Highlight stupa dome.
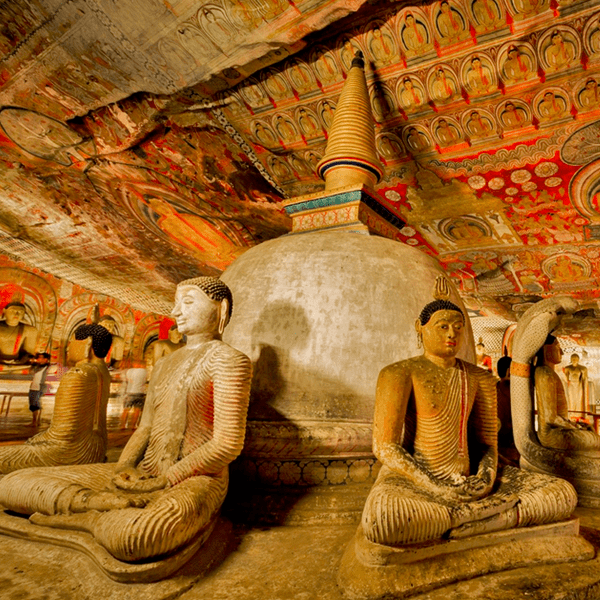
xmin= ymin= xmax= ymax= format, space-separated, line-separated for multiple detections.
xmin=222 ymin=230 xmax=475 ymax=486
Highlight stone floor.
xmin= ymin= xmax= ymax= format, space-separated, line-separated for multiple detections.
xmin=3 ymin=410 xmax=600 ymax=600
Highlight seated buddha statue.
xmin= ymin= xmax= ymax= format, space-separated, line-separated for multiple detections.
xmin=361 ymin=294 xmax=577 ymax=546
xmin=0 ymin=277 xmax=252 ymax=563
xmin=535 ymin=334 xmax=600 ymax=451
xmin=0 ymin=324 xmax=112 ymax=473
xmin=0 ymin=302 xmax=38 ymax=365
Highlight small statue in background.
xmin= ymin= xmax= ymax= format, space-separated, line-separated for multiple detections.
xmin=537 ymin=336 xmax=600 ymax=451
xmin=0 ymin=302 xmax=38 ymax=365
xmin=563 ymin=353 xmax=588 ymax=416
xmin=476 ymin=336 xmax=493 ymax=372
xmin=0 ymin=324 xmax=112 ymax=473
xmin=0 ymin=277 xmax=251 ymax=563
xmin=153 ymin=324 xmax=185 ymax=364
xmin=98 ymin=314 xmax=125 ymax=368
xmin=360 ymin=279 xmax=577 ymax=547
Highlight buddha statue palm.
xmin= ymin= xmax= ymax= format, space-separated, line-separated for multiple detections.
xmin=0 ymin=277 xmax=252 ymax=563
xmin=361 ymin=294 xmax=577 ymax=546
xmin=0 ymin=323 xmax=112 ymax=473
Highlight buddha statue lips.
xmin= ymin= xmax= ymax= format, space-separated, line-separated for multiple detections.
xmin=361 ymin=298 xmax=577 ymax=546
xmin=0 ymin=277 xmax=252 ymax=563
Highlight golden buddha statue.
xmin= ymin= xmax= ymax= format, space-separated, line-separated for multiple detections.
xmin=0 ymin=324 xmax=112 ymax=473
xmin=535 ymin=336 xmax=600 ymax=451
xmin=361 ymin=285 xmax=577 ymax=547
xmin=153 ymin=324 xmax=185 ymax=364
xmin=0 ymin=277 xmax=251 ymax=564
xmin=0 ymin=302 xmax=38 ymax=365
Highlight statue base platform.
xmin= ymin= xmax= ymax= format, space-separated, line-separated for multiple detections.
xmin=521 ymin=455 xmax=600 ymax=509
xmin=338 ymin=518 xmax=595 ymax=600
xmin=0 ymin=509 xmax=231 ymax=583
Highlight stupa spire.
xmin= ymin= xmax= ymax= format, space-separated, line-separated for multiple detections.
xmin=317 ymin=51 xmax=384 ymax=191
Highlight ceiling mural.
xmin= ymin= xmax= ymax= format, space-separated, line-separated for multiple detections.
xmin=2 ymin=0 xmax=600 ymax=322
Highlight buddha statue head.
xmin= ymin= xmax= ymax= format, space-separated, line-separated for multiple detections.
xmin=172 ymin=277 xmax=233 ymax=339
xmin=570 ymin=353 xmax=580 ymax=366
xmin=3 ymin=302 xmax=26 ymax=327
xmin=68 ymin=323 xmax=113 ymax=364
xmin=415 ymin=298 xmax=465 ymax=358
xmin=535 ymin=333 xmax=562 ymax=367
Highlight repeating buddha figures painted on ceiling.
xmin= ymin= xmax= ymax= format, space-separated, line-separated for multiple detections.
xmin=534 ymin=88 xmax=571 ymax=124
xmin=469 ymin=0 xmax=506 ymax=34
xmin=427 ymin=65 xmax=461 ymax=105
xmin=538 ymin=27 xmax=581 ymax=74
xmin=0 ymin=277 xmax=252 ymax=567
xmin=396 ymin=75 xmax=427 ymax=114
xmin=462 ymin=54 xmax=498 ymax=97
xmin=397 ymin=9 xmax=435 ymax=60
xmin=309 ymin=46 xmax=342 ymax=87
xmin=497 ymin=42 xmax=537 ymax=85
xmin=433 ymin=0 xmax=471 ymax=46
xmin=0 ymin=324 xmax=112 ymax=473
xmin=364 ymin=21 xmax=400 ymax=69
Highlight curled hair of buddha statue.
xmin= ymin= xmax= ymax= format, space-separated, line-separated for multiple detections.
xmin=177 ymin=276 xmax=233 ymax=323
xmin=418 ymin=299 xmax=464 ymax=326
xmin=75 ymin=324 xmax=113 ymax=359
xmin=4 ymin=302 xmax=25 ymax=310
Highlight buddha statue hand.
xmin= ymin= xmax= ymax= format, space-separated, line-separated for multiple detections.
xmin=112 ymin=468 xmax=169 ymax=493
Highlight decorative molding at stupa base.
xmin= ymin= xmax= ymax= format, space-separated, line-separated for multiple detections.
xmin=283 ymin=184 xmax=405 ymax=240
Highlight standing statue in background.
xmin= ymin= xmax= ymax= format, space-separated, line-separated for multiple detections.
xmin=563 ymin=353 xmax=588 ymax=416
xmin=0 ymin=277 xmax=251 ymax=564
xmin=0 ymin=324 xmax=112 ymax=473
xmin=153 ymin=324 xmax=185 ymax=364
xmin=360 ymin=280 xmax=577 ymax=547
xmin=536 ymin=336 xmax=600 ymax=451
xmin=0 ymin=302 xmax=38 ymax=365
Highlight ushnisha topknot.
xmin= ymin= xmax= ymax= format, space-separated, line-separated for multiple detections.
xmin=74 ymin=323 xmax=113 ymax=359
xmin=177 ymin=277 xmax=233 ymax=321
xmin=418 ymin=274 xmax=464 ymax=326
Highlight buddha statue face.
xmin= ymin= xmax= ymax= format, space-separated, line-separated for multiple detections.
xmin=172 ymin=285 xmax=221 ymax=336
xmin=3 ymin=304 xmax=25 ymax=327
xmin=570 ymin=353 xmax=579 ymax=366
xmin=544 ymin=338 xmax=563 ymax=365
xmin=421 ymin=309 xmax=464 ymax=358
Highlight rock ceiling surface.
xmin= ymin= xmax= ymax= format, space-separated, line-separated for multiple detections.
xmin=2 ymin=0 xmax=600 ymax=335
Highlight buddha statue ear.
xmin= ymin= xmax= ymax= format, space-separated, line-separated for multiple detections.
xmin=415 ymin=318 xmax=423 ymax=349
xmin=217 ymin=298 xmax=230 ymax=336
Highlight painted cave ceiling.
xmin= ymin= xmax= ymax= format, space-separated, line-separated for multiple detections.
xmin=3 ymin=0 xmax=600 ymax=334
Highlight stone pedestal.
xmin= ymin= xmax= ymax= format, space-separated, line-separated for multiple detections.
xmin=338 ymin=518 xmax=595 ymax=600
